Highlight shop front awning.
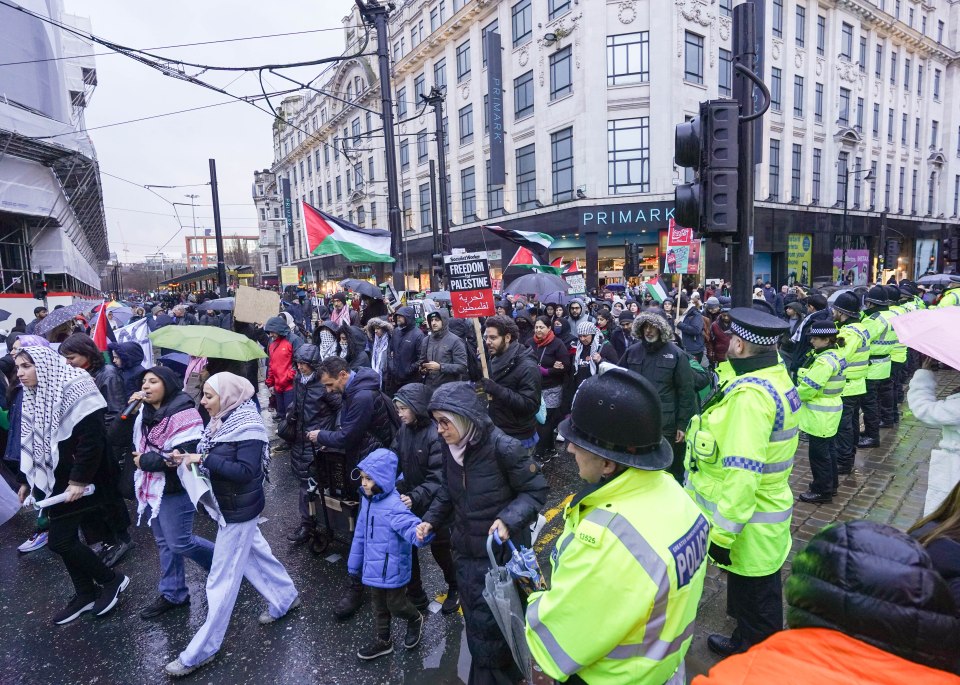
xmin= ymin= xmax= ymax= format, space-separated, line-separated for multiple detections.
xmin=160 ymin=265 xmax=254 ymax=287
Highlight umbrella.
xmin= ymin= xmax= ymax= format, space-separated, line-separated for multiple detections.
xmin=498 ymin=533 xmax=546 ymax=597
xmin=504 ymin=272 xmax=569 ymax=297
xmin=158 ymin=351 xmax=191 ymax=375
xmin=199 ymin=297 xmax=236 ymax=311
xmin=539 ymin=291 xmax=571 ymax=306
xmin=339 ymin=279 xmax=383 ymax=299
xmin=604 ymin=283 xmax=627 ymax=292
xmin=483 ymin=534 xmax=532 ymax=679
xmin=148 ymin=326 xmax=266 ymax=361
xmin=0 ymin=308 xmax=11 ymax=323
xmin=426 ymin=291 xmax=452 ymax=302
xmin=891 ymin=307 xmax=960 ymax=371
xmin=34 ymin=300 xmax=99 ymax=336
xmin=827 ymin=287 xmax=856 ymax=305
xmin=918 ymin=273 xmax=960 ymax=288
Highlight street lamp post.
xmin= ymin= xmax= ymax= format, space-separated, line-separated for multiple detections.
xmin=840 ymin=164 xmax=875 ymax=282
xmin=185 ymin=193 xmax=200 ymax=272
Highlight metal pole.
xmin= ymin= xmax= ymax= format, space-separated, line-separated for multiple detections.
xmin=732 ymin=2 xmax=757 ymax=308
xmin=208 ymin=159 xmax=228 ymax=295
xmin=357 ymin=0 xmax=404 ymax=292
xmin=841 ymin=166 xmax=849 ymax=283
xmin=428 ymin=159 xmax=441 ymax=291
xmin=424 ymin=87 xmax=451 ymax=254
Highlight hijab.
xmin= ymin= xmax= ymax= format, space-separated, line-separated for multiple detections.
xmin=434 ymin=409 xmax=476 ymax=466
xmin=18 ymin=345 xmax=107 ymax=496
xmin=200 ymin=372 xmax=270 ymax=479
xmin=205 ymin=372 xmax=255 ymax=435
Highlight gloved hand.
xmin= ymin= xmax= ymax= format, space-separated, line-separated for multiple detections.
xmin=539 ymin=366 xmax=550 ymax=377
xmin=708 ymin=542 xmax=732 ymax=567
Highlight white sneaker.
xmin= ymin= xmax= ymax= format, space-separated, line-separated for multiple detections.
xmin=18 ymin=531 xmax=48 ymax=553
xmin=164 ymin=655 xmax=215 ymax=677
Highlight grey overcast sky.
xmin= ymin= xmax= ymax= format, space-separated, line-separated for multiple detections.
xmin=64 ymin=0 xmax=356 ymax=260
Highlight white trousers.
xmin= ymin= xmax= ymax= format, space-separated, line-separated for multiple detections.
xmin=179 ymin=517 xmax=298 ymax=667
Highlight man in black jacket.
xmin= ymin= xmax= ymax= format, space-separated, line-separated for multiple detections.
xmin=479 ymin=315 xmax=542 ymax=449
xmin=386 ymin=305 xmax=423 ymax=395
xmin=390 ymin=383 xmax=458 ymax=614
xmin=608 ymin=311 xmax=636 ymax=359
xmin=619 ymin=311 xmax=696 ymax=483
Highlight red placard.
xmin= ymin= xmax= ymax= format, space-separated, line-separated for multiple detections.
xmin=444 ymin=252 xmax=496 ymax=318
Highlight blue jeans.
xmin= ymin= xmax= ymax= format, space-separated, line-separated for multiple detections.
xmin=149 ymin=491 xmax=215 ymax=604
xmin=275 ymin=388 xmax=294 ymax=417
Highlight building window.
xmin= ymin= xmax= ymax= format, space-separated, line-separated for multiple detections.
xmin=812 ymin=148 xmax=822 ymax=203
xmin=917 ymin=63 xmax=923 ymax=97
xmin=417 ymin=129 xmax=429 ymax=163
xmin=791 ymin=144 xmax=802 ymax=202
xmin=838 ymin=87 xmax=850 ymax=126
xmin=400 ymin=139 xmax=410 ymax=170
xmin=890 ymin=51 xmax=897 ymax=85
xmin=837 ymin=151 xmax=849 ymax=205
xmin=486 ymin=160 xmax=504 ymax=216
xmin=483 ymin=94 xmax=489 ymax=134
xmin=397 ymin=87 xmax=407 ymax=118
xmin=370 ymin=201 xmax=377 ymax=226
xmin=607 ymin=32 xmax=650 ymax=85
xmin=354 ymin=162 xmax=363 ymax=189
xmin=768 ymin=139 xmax=780 ymax=200
xmin=324 ymin=145 xmax=330 ymax=166
xmin=938 ymin=20 xmax=944 ymax=44
xmin=793 ymin=76 xmax=804 ymax=117
xmin=368 ymin=157 xmax=375 ymax=182
xmin=915 ymin=117 xmax=921 ymax=150
xmin=904 ymin=58 xmax=911 ymax=91
xmin=607 ymin=117 xmax=650 ymax=195
xmin=548 ymin=0 xmax=570 ymax=20
xmin=887 ymin=108 xmax=894 ymax=143
xmin=934 ymin=69 xmax=941 ymax=99
xmin=872 ymin=103 xmax=880 ymax=137
xmin=720 ymin=0 xmax=732 ymax=18
xmin=816 ymin=15 xmax=826 ymax=56
xmin=795 ymin=5 xmax=806 ymax=47
xmin=911 ymin=169 xmax=918 ymax=213
xmin=458 ymin=104 xmax=473 ymax=144
xmin=481 ymin=20 xmax=498 ymax=67
xmin=335 ymin=176 xmax=342 ymax=200
xmin=433 ymin=58 xmax=446 ymax=89
xmin=550 ymin=46 xmax=573 ymax=99
xmin=430 ymin=5 xmax=441 ymax=32
xmin=771 ymin=68 xmax=782 ymax=112
xmin=859 ymin=36 xmax=868 ymax=72
xmin=357 ymin=205 xmax=366 ymax=227
xmin=898 ymin=167 xmax=905 ymax=212
xmin=414 ymin=73 xmax=426 ymax=100
xmin=259 ymin=208 xmax=266 ymax=221
xmin=461 ymin=166 xmax=477 ymax=220
xmin=875 ymin=44 xmax=883 ymax=79
xmin=772 ymin=0 xmax=783 ymax=38
xmin=853 ymin=156 xmax=863 ymax=207
xmin=351 ymin=118 xmax=361 ymax=147
xmin=393 ymin=38 xmax=405 ymax=62
xmin=324 ymin=183 xmax=331 ymax=204
xmin=419 ymin=183 xmax=432 ymax=231
xmin=514 ymin=70 xmax=534 ymax=119
xmin=870 ymin=161 xmax=878 ymax=207
xmin=901 ymin=113 xmax=908 ymax=146
xmin=402 ymin=191 xmax=412 ymax=228
xmin=814 ymin=83 xmax=823 ymax=123
xmin=551 ymin=127 xmax=574 ymax=202
xmin=840 ymin=23 xmax=853 ymax=59
xmin=895 ymin=0 xmax=901 ymax=19
xmin=928 ymin=172 xmax=936 ymax=215
xmin=716 ymin=48 xmax=732 ymax=97
xmin=456 ymin=41 xmax=471 ymax=81
xmin=512 ymin=0 xmax=532 ymax=47
xmin=516 ymin=144 xmax=537 ymax=210
xmin=931 ymin=120 xmax=939 ymax=149
xmin=884 ymin=164 xmax=892 ymax=211
xmin=684 ymin=32 xmax=704 ymax=84
xmin=856 ymin=97 xmax=864 ymax=131
xmin=411 ymin=19 xmax=424 ymax=47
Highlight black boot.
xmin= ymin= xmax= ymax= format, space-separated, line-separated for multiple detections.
xmin=334 ymin=576 xmax=366 ymax=621
xmin=286 ymin=524 xmax=313 ymax=545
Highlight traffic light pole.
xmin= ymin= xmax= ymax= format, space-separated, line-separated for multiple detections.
xmin=208 ymin=159 xmax=229 ymax=296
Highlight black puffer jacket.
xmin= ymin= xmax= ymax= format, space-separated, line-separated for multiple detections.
xmin=786 ymin=520 xmax=960 ymax=674
xmin=387 ymin=306 xmax=424 ymax=392
xmin=619 ymin=312 xmax=695 ymax=435
xmin=287 ymin=372 xmax=341 ymax=480
xmin=419 ymin=310 xmax=468 ymax=394
xmin=485 ymin=342 xmax=542 ymax=441
xmin=390 ymin=383 xmax=444 ymax=517
xmin=204 ymin=437 xmax=265 ymax=524
xmin=341 ymin=325 xmax=371 ymax=370
xmin=424 ymin=382 xmax=548 ymax=559
xmin=531 ymin=333 xmax=570 ymax=390
xmin=93 ymin=364 xmax=126 ymax=427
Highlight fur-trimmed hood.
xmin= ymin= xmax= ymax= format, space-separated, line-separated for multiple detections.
xmin=365 ymin=317 xmax=394 ymax=338
xmin=632 ymin=311 xmax=673 ymax=343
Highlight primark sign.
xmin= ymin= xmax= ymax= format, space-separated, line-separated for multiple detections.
xmin=579 ymin=203 xmax=675 ymax=231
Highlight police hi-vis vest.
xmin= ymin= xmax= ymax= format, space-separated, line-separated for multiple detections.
xmin=837 ymin=319 xmax=870 ymax=396
xmin=902 ymin=295 xmax=926 ymax=312
xmin=796 ymin=348 xmax=845 ymax=438
xmin=936 ymin=288 xmax=960 ymax=308
xmin=684 ymin=362 xmax=799 ymax=577
xmin=526 ymin=469 xmax=708 ymax=685
xmin=862 ymin=310 xmax=893 ymax=380
xmin=883 ymin=305 xmax=908 ymax=363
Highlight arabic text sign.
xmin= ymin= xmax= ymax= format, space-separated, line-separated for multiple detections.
xmin=563 ymin=271 xmax=586 ymax=296
xmin=444 ymin=252 xmax=496 ymax=318
xmin=664 ymin=218 xmax=699 ymax=274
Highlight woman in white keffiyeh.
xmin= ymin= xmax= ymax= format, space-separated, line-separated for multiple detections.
xmin=15 ymin=345 xmax=130 ymax=624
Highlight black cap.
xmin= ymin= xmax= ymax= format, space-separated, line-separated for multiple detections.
xmin=618 ymin=311 xmax=635 ymax=323
xmin=805 ymin=321 xmax=839 ymax=337
xmin=832 ymin=291 xmax=862 ymax=317
xmin=751 ymin=298 xmax=777 ymax=316
xmin=728 ymin=307 xmax=789 ymax=346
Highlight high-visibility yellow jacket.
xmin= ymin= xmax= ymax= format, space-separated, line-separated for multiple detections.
xmin=903 ymin=295 xmax=926 ymax=312
xmin=526 ymin=469 xmax=709 ymax=684
xmin=684 ymin=362 xmax=799 ymax=577
xmin=836 ymin=319 xmax=870 ymax=396
xmin=937 ymin=288 xmax=960 ymax=308
xmin=862 ymin=310 xmax=892 ymax=380
xmin=796 ymin=348 xmax=845 ymax=437
xmin=883 ymin=305 xmax=908 ymax=363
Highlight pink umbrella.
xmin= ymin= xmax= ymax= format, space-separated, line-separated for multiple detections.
xmin=891 ymin=307 xmax=960 ymax=371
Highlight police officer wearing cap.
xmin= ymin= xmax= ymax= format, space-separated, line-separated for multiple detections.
xmin=525 ymin=368 xmax=709 ymax=685
xmin=858 ymin=285 xmax=894 ymax=447
xmin=882 ymin=284 xmax=909 ymax=416
xmin=685 ymin=308 xmax=800 ymax=657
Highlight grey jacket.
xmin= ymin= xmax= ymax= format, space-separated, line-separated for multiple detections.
xmin=418 ymin=310 xmax=468 ymax=394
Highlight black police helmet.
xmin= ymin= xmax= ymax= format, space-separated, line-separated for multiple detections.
xmin=898 ymin=280 xmax=919 ymax=297
xmin=864 ymin=285 xmax=888 ymax=305
xmin=558 ymin=367 xmax=672 ymax=470
xmin=832 ymin=291 xmax=862 ymax=317
xmin=884 ymin=284 xmax=902 ymax=304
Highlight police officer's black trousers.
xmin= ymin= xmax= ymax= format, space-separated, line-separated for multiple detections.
xmin=727 ymin=570 xmax=783 ymax=649
xmin=879 ymin=373 xmax=898 ymax=425
xmin=834 ymin=395 xmax=859 ymax=474
xmin=857 ymin=380 xmax=881 ymax=442
xmin=892 ymin=360 xmax=906 ymax=407
xmin=808 ymin=435 xmax=836 ymax=495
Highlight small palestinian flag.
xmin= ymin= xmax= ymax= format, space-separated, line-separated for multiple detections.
xmin=483 ymin=225 xmax=554 ymax=252
xmin=645 ymin=276 xmax=668 ymax=303
xmin=508 ymin=247 xmax=541 ymax=269
xmin=550 ymin=257 xmax=564 ymax=268
xmin=563 ymin=259 xmax=579 ymax=274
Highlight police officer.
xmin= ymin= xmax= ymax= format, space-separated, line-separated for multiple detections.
xmin=898 ymin=280 xmax=926 ymax=313
xmin=526 ymin=367 xmax=708 ymax=685
xmin=796 ymin=322 xmax=846 ymax=503
xmin=831 ymin=292 xmax=871 ymax=476
xmin=685 ymin=308 xmax=799 ymax=657
xmin=883 ymin=284 xmax=909 ymax=414
xmin=935 ymin=277 xmax=960 ymax=308
xmin=858 ymin=285 xmax=893 ymax=448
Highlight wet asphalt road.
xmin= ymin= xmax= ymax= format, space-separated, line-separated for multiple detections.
xmin=0 ymin=413 xmax=579 ymax=685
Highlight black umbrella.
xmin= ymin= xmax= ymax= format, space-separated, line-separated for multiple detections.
xmin=34 ymin=300 xmax=99 ymax=336
xmin=338 ymin=279 xmax=383 ymax=299
xmin=200 ymin=297 xmax=235 ymax=311
xmin=539 ymin=291 xmax=571 ymax=306
xmin=426 ymin=291 xmax=452 ymax=302
xmin=0 ymin=309 xmax=11 ymax=323
xmin=503 ymin=272 xmax=569 ymax=297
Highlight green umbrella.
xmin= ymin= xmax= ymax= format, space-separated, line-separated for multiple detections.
xmin=148 ymin=325 xmax=266 ymax=361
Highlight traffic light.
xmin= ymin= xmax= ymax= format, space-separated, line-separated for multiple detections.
xmin=674 ymin=99 xmax=740 ymax=238
xmin=623 ymin=243 xmax=639 ymax=278
xmin=431 ymin=253 xmax=445 ymax=285
xmin=883 ymin=239 xmax=901 ymax=267
xmin=945 ymin=236 xmax=960 ymax=261
xmin=32 ymin=277 xmax=47 ymax=300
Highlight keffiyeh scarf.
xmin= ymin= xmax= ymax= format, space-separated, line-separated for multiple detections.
xmin=573 ymin=335 xmax=603 ymax=377
xmin=197 ymin=399 xmax=271 ymax=481
xmin=371 ymin=333 xmax=389 ymax=378
xmin=19 ymin=346 xmax=107 ymax=497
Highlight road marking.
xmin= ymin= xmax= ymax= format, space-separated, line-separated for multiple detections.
xmin=534 ymin=494 xmax=573 ymax=554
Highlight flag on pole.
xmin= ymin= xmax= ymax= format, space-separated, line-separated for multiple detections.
xmin=645 ymin=276 xmax=668 ymax=303
xmin=508 ymin=247 xmax=541 ymax=269
xmin=483 ymin=225 xmax=554 ymax=252
xmin=303 ymin=202 xmax=394 ymax=263
xmin=564 ymin=259 xmax=579 ymax=274
xmin=550 ymin=257 xmax=564 ymax=268
xmin=91 ymin=306 xmax=109 ymax=353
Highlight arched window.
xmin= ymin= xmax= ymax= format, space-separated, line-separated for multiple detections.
xmin=346 ymin=83 xmax=353 ymax=101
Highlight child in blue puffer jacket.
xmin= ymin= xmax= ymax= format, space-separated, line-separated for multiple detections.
xmin=348 ymin=448 xmax=432 ymax=660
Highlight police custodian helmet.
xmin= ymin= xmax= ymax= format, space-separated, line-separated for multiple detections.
xmin=558 ymin=367 xmax=673 ymax=470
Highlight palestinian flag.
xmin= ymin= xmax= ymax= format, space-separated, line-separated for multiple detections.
xmin=303 ymin=202 xmax=394 ymax=263
xmin=550 ymin=257 xmax=564 ymax=268
xmin=564 ymin=259 xmax=579 ymax=274
xmin=508 ymin=247 xmax=541 ymax=269
xmin=645 ymin=276 xmax=668 ymax=303
xmin=483 ymin=225 xmax=554 ymax=252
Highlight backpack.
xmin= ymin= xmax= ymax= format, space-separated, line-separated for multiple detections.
xmin=378 ymin=390 xmax=401 ymax=433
